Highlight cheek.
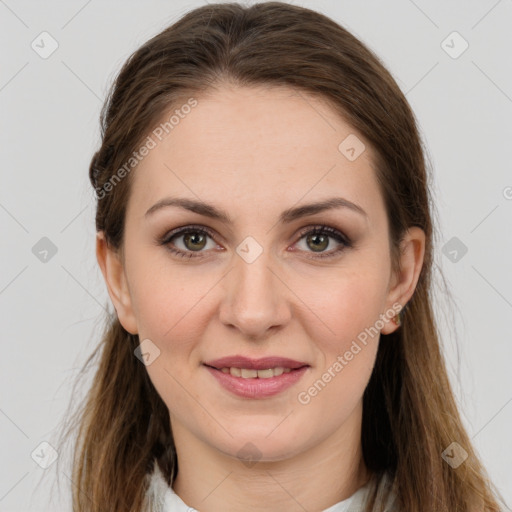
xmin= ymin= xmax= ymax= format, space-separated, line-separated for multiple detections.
xmin=294 ymin=263 xmax=389 ymax=354
xmin=131 ymin=266 xmax=218 ymax=414
xmin=295 ymin=271 xmax=384 ymax=420
xmin=128 ymin=254 xmax=217 ymax=352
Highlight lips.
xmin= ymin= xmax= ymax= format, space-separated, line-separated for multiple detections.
xmin=203 ymin=355 xmax=309 ymax=371
xmin=204 ymin=364 xmax=309 ymax=399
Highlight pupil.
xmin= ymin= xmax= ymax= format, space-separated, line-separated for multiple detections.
xmin=185 ymin=233 xmax=206 ymax=251
xmin=308 ymin=234 xmax=328 ymax=252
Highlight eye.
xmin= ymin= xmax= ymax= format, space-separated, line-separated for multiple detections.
xmin=158 ymin=225 xmax=219 ymax=259
xmin=157 ymin=224 xmax=352 ymax=260
xmin=294 ymin=225 xmax=352 ymax=259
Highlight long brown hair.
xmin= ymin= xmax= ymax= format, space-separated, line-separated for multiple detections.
xmin=51 ymin=2 xmax=506 ymax=510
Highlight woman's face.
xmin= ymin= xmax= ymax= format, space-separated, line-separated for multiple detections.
xmin=99 ymin=84 xmax=424 ymax=463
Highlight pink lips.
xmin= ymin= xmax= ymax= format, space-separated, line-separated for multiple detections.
xmin=203 ymin=355 xmax=310 ymax=399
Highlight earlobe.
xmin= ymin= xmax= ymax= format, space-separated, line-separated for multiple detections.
xmin=95 ymin=232 xmax=138 ymax=335
xmin=380 ymin=227 xmax=426 ymax=335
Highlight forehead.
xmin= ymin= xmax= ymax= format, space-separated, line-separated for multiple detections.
xmin=127 ymin=84 xmax=384 ymax=222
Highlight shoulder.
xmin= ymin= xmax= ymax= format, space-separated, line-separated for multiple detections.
xmin=383 ymin=471 xmax=400 ymax=511
xmin=144 ymin=462 xmax=171 ymax=512
xmin=144 ymin=463 xmax=197 ymax=512
xmin=365 ymin=471 xmax=399 ymax=511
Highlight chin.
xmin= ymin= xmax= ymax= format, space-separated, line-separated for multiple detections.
xmin=210 ymin=424 xmax=315 ymax=464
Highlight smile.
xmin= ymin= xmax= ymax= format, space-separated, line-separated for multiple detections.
xmin=218 ymin=367 xmax=292 ymax=378
xmin=204 ymin=364 xmax=309 ymax=399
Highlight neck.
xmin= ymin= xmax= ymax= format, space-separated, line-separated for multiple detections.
xmin=171 ymin=402 xmax=370 ymax=512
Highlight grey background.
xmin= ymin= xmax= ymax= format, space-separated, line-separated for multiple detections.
xmin=1 ymin=0 xmax=511 ymax=510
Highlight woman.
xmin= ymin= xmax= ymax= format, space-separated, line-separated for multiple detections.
xmin=59 ymin=2 xmax=507 ymax=511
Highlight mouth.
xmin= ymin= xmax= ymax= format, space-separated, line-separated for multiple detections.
xmin=203 ymin=364 xmax=307 ymax=378
xmin=202 ymin=356 xmax=310 ymax=399
xmin=203 ymin=355 xmax=309 ymax=371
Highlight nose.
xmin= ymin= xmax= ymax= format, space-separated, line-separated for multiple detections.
xmin=218 ymin=247 xmax=292 ymax=340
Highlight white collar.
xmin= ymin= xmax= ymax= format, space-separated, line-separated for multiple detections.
xmin=145 ymin=464 xmax=395 ymax=512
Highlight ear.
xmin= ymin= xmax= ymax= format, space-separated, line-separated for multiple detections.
xmin=380 ymin=226 xmax=425 ymax=335
xmin=96 ymin=231 xmax=138 ymax=335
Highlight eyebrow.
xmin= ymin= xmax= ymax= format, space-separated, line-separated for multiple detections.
xmin=145 ymin=196 xmax=368 ymax=223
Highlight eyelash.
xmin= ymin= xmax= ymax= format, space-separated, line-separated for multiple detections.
xmin=157 ymin=224 xmax=352 ymax=260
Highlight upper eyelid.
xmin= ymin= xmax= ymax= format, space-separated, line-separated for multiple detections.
xmin=163 ymin=224 xmax=349 ymax=248
xmin=163 ymin=225 xmax=219 ymax=244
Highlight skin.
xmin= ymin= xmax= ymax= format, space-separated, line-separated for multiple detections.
xmin=96 ymin=84 xmax=425 ymax=512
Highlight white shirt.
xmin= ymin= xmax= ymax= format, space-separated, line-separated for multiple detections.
xmin=145 ymin=463 xmax=397 ymax=511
